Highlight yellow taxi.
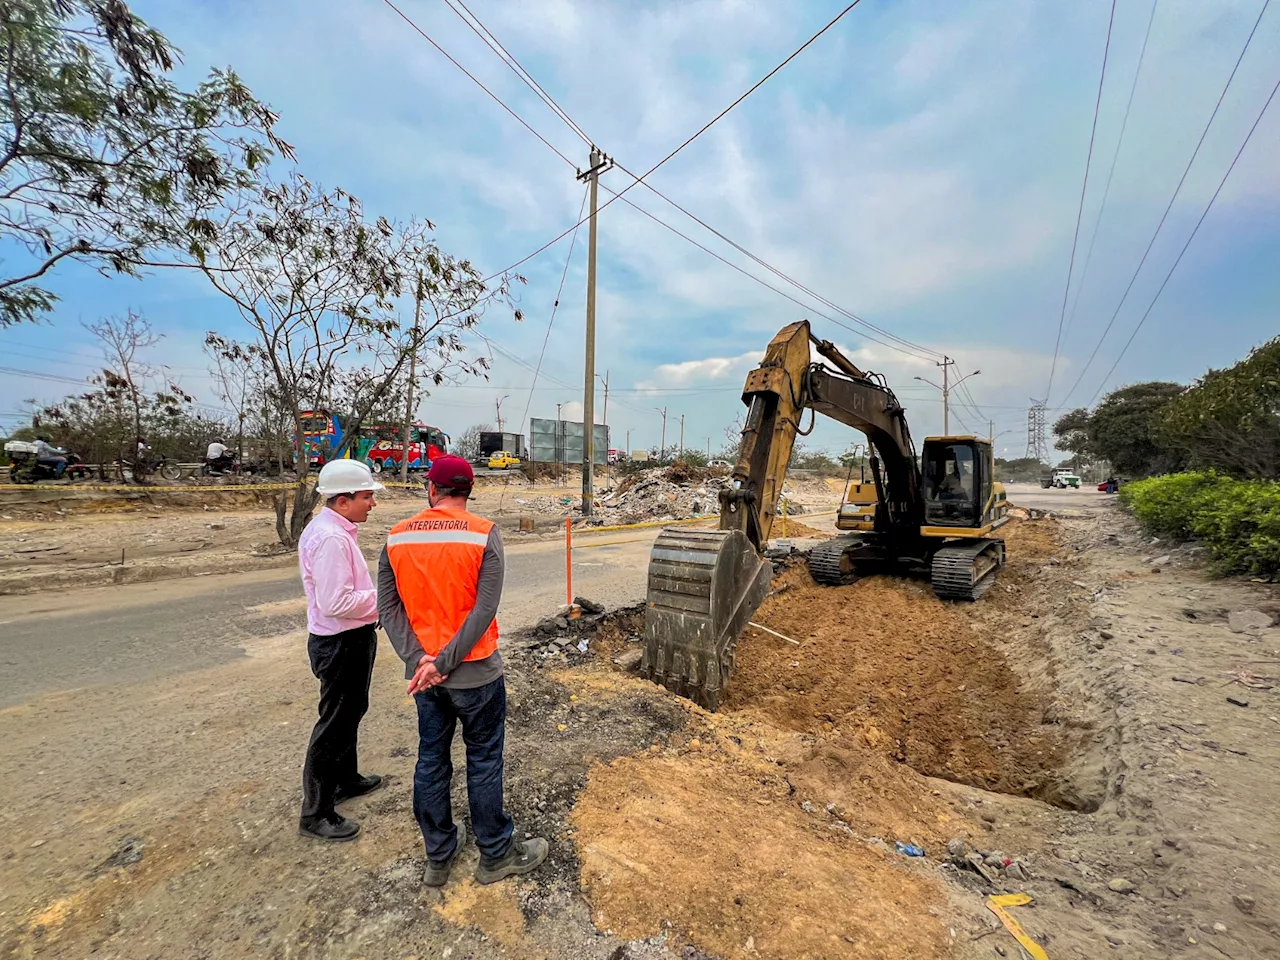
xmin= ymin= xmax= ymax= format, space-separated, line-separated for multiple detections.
xmin=487 ymin=451 xmax=521 ymax=470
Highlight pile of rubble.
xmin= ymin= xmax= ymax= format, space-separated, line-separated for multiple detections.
xmin=523 ymin=597 xmax=610 ymax=657
xmin=943 ymin=837 xmax=1034 ymax=885
xmin=593 ymin=469 xmax=729 ymax=525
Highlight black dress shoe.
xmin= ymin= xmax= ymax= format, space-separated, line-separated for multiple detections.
xmin=298 ymin=815 xmax=361 ymax=842
xmin=335 ymin=774 xmax=383 ymax=804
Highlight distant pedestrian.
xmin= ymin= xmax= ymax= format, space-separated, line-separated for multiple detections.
xmin=379 ymin=454 xmax=547 ymax=887
xmin=297 ymin=459 xmax=385 ymax=841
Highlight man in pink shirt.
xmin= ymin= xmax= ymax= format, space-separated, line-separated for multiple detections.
xmin=297 ymin=459 xmax=384 ymax=841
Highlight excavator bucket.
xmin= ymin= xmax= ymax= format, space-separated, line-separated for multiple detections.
xmin=641 ymin=527 xmax=773 ymax=710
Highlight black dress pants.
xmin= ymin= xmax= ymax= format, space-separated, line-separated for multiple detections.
xmin=300 ymin=624 xmax=377 ymax=823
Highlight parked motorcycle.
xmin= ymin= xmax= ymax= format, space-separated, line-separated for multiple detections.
xmin=4 ymin=441 xmax=92 ymax=483
xmin=114 ymin=454 xmax=183 ymax=482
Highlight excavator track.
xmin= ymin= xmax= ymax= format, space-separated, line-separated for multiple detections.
xmin=641 ymin=527 xmax=773 ymax=710
xmin=930 ymin=538 xmax=1005 ymax=601
xmin=808 ymin=534 xmax=862 ymax=585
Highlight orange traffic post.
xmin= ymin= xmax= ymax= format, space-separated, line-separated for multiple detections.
xmin=565 ymin=517 xmax=573 ymax=607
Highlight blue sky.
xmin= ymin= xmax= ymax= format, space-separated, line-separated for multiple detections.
xmin=2 ymin=0 xmax=1278 ymax=459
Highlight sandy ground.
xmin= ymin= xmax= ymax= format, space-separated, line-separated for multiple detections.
xmin=1 ymin=488 xmax=1277 ymax=959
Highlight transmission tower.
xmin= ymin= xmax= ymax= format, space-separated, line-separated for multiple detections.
xmin=1025 ymin=399 xmax=1049 ymax=464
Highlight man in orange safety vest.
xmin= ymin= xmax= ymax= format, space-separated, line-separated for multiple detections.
xmin=378 ymin=454 xmax=548 ymax=887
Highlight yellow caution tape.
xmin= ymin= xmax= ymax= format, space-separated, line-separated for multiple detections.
xmin=986 ymin=894 xmax=1048 ymax=960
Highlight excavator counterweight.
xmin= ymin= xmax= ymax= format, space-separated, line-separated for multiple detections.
xmin=640 ymin=320 xmax=1009 ymax=709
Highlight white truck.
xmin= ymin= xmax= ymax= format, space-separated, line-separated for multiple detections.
xmin=1040 ymin=469 xmax=1081 ymax=489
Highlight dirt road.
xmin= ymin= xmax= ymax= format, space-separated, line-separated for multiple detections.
xmin=2 ymin=491 xmax=1278 ymax=960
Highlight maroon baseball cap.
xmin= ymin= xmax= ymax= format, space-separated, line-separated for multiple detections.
xmin=427 ymin=454 xmax=474 ymax=489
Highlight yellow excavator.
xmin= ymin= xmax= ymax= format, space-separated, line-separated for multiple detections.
xmin=641 ymin=320 xmax=1009 ymax=708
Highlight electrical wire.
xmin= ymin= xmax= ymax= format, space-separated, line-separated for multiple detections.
xmin=1045 ymin=0 xmax=1118 ymax=402
xmin=612 ymin=162 xmax=944 ymax=361
xmin=440 ymin=0 xmax=593 ymax=147
xmin=1063 ymin=0 xmax=1159 ymax=341
xmin=378 ymin=0 xmax=579 ymax=168
xmin=385 ymin=0 xmax=948 ymax=366
xmin=479 ymin=0 xmax=867 ymax=282
xmin=1086 ymin=72 xmax=1280 ymax=404
xmin=519 ymin=185 xmax=589 ymax=432
xmin=1059 ymin=0 xmax=1272 ymax=409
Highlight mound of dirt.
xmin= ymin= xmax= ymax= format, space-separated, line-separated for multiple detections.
xmin=772 ymin=518 xmax=827 ymax=539
xmin=572 ymin=746 xmax=953 ymax=960
xmin=724 ymin=558 xmax=1066 ymax=800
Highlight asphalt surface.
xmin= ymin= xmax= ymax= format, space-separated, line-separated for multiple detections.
xmin=0 ymin=531 xmax=661 ymax=709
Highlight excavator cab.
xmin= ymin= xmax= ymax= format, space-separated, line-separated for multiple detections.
xmin=921 ymin=437 xmax=986 ymax=528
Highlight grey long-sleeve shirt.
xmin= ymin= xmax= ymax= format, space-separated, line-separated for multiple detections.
xmin=377 ymin=526 xmax=505 ymax=689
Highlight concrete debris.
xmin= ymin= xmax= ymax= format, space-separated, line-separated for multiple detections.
xmin=526 ymin=598 xmax=610 ymax=655
xmin=613 ymin=648 xmax=644 ymax=672
xmin=1227 ymin=609 xmax=1275 ymax=634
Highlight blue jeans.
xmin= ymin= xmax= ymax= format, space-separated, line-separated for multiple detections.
xmin=38 ymin=457 xmax=66 ymax=477
xmin=413 ymin=677 xmax=514 ymax=862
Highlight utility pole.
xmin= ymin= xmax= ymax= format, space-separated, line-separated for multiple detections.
xmin=577 ymin=148 xmax=611 ymax=515
xmin=914 ymin=356 xmax=979 ymax=438
xmin=399 ymin=271 xmax=424 ymax=484
xmin=940 ymin=356 xmax=953 ymax=436
xmin=625 ymin=428 xmax=631 ymax=456
xmin=706 ymin=437 xmax=710 ymax=459
xmin=678 ymin=414 xmax=685 ymax=459
xmin=495 ymin=394 xmax=510 ymax=433
xmin=656 ymin=406 xmax=667 ymax=459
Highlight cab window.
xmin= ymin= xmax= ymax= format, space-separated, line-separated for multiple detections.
xmin=923 ymin=442 xmax=979 ymax=525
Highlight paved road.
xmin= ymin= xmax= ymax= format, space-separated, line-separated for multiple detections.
xmin=1003 ymin=482 xmax=1116 ymax=515
xmin=0 ymin=529 xmax=662 ymax=709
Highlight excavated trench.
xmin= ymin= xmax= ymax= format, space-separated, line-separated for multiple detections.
xmin=586 ymin=520 xmax=1097 ymax=813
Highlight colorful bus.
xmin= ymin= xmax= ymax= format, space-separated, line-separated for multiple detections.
xmin=356 ymin=422 xmax=450 ymax=474
xmin=297 ymin=410 xmax=449 ymax=472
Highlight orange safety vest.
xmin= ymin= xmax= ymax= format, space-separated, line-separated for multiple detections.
xmin=386 ymin=506 xmax=500 ymax=662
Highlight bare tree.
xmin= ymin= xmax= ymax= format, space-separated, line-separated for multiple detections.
xmin=187 ymin=174 xmax=519 ymax=545
xmin=204 ymin=333 xmax=261 ymax=463
xmin=84 ymin=309 xmax=160 ymax=473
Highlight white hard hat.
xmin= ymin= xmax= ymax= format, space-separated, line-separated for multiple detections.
xmin=316 ymin=459 xmax=384 ymax=497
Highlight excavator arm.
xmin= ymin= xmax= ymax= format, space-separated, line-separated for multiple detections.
xmin=641 ymin=320 xmax=923 ymax=707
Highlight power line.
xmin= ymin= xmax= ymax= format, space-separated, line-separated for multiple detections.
xmin=478 ymin=0 xmax=867 ymax=282
xmin=0 ymin=366 xmax=93 ymax=387
xmin=1059 ymin=0 xmax=1272 ymax=409
xmin=1045 ymin=0 xmax=1118 ymax=402
xmin=1063 ymin=0 xmax=1160 ymax=341
xmin=440 ymin=0 xmax=593 ymax=147
xmin=1086 ymin=72 xmax=1280 ymax=404
xmin=603 ymin=184 xmax=944 ymax=361
xmin=378 ymin=0 xmax=579 ymax=168
xmin=519 ymin=185 xmax=589 ymax=432
xmin=384 ymin=0 xmax=950 ymax=367
xmin=613 ymin=162 xmax=944 ymax=361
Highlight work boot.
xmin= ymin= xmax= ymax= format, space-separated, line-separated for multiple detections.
xmin=475 ymin=837 xmax=548 ymax=885
xmin=298 ymin=814 xmax=360 ymax=842
xmin=422 ymin=843 xmax=463 ymax=888
xmin=335 ymin=774 xmax=383 ymax=804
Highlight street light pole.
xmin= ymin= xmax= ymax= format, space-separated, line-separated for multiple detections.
xmin=914 ymin=357 xmax=980 ymax=436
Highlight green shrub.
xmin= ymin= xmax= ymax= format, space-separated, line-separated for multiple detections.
xmin=1120 ymin=471 xmax=1280 ymax=577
